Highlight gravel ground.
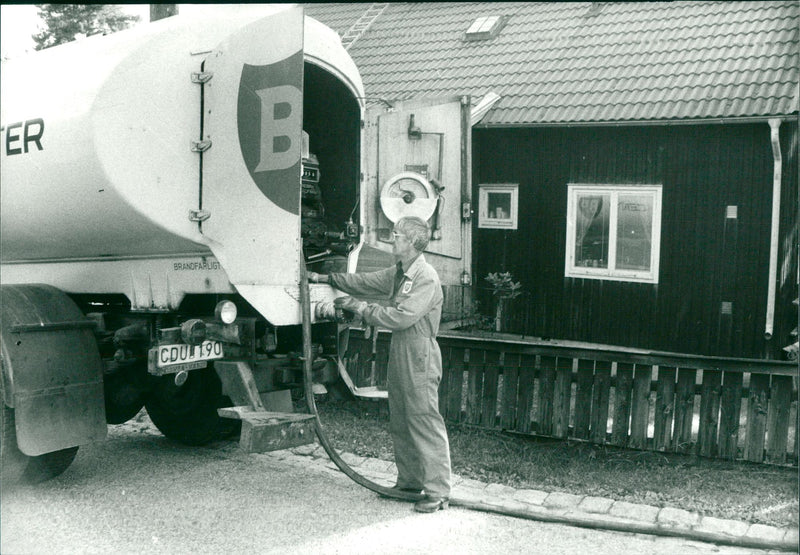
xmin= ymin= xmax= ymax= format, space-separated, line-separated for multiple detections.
xmin=2 ymin=411 xmax=784 ymax=555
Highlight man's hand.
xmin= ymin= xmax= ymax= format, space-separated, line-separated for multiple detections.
xmin=334 ymin=295 xmax=366 ymax=315
xmin=314 ymin=301 xmax=336 ymax=320
xmin=308 ymin=272 xmax=328 ymax=284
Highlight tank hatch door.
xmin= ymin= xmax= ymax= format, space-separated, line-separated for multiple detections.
xmin=362 ymin=96 xmax=471 ymax=260
xmin=200 ymin=7 xmax=304 ymax=295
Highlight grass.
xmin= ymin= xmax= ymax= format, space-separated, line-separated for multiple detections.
xmin=314 ymin=396 xmax=799 ymax=528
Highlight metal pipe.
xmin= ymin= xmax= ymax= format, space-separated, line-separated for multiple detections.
xmin=765 ymin=118 xmax=783 ymax=340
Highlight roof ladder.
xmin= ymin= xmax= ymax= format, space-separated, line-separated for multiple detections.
xmin=341 ymin=3 xmax=388 ymax=50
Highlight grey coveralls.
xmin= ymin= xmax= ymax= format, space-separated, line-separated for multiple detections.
xmin=329 ymin=254 xmax=451 ymax=497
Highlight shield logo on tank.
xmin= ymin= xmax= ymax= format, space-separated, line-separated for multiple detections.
xmin=237 ymin=50 xmax=304 ymax=215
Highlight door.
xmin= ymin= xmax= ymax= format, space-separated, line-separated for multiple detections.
xmin=200 ymin=7 xmax=304 ymax=291
xmin=360 ymin=97 xmax=472 ymax=288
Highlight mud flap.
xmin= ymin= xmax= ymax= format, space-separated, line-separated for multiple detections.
xmin=0 ymin=284 xmax=106 ymax=456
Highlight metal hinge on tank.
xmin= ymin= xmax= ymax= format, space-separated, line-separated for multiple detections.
xmin=189 ymin=209 xmax=211 ymax=222
xmin=190 ymin=140 xmax=212 ymax=152
xmin=190 ymin=71 xmax=213 ymax=84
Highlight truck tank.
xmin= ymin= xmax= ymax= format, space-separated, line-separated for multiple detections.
xmin=0 ymin=6 xmax=364 ymax=472
xmin=1 ymin=6 xmax=363 ymax=325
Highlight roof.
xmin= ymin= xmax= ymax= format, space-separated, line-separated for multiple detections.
xmin=304 ymin=1 xmax=799 ymax=126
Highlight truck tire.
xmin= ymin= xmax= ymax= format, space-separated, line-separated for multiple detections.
xmin=1 ymin=381 xmax=79 ymax=485
xmin=103 ymin=362 xmax=147 ymax=425
xmin=145 ymin=366 xmax=239 ymax=446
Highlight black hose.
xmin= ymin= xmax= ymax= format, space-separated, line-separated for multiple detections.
xmin=298 ymin=261 xmax=423 ymax=502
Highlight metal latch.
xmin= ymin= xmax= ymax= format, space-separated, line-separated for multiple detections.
xmin=189 ymin=209 xmax=211 ymax=222
xmin=191 ymin=140 xmax=212 ymax=152
xmin=191 ymin=72 xmax=213 ymax=84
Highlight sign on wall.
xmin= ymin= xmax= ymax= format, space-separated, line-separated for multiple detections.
xmin=478 ymin=183 xmax=518 ymax=229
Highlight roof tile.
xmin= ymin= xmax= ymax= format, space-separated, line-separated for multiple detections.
xmin=305 ymin=1 xmax=798 ymax=124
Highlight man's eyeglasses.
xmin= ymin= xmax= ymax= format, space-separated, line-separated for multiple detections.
xmin=392 ymin=231 xmax=406 ymax=241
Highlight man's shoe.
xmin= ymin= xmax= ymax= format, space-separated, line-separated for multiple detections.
xmin=379 ymin=485 xmax=423 ymax=499
xmin=414 ymin=496 xmax=449 ymax=513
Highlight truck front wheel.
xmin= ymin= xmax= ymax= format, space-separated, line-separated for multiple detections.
xmin=144 ymin=367 xmax=239 ymax=446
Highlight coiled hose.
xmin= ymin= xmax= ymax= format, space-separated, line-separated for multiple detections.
xmin=298 ymin=261 xmax=423 ymax=502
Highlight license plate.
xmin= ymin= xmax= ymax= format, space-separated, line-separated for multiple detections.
xmin=156 ymin=340 xmax=224 ymax=368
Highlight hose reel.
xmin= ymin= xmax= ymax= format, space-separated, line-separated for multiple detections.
xmin=379 ymin=171 xmax=439 ymax=223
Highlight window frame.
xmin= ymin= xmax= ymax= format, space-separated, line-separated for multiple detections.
xmin=564 ymin=183 xmax=663 ymax=283
xmin=478 ymin=183 xmax=519 ymax=229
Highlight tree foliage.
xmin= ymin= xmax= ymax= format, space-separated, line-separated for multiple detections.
xmin=32 ymin=4 xmax=139 ymax=50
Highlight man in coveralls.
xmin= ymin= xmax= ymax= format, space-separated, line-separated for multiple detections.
xmin=308 ymin=216 xmax=451 ymax=513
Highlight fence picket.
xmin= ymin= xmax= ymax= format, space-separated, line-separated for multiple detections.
xmin=516 ymin=354 xmax=536 ymax=433
xmin=796 ymin=399 xmax=799 ymax=464
xmin=438 ymin=345 xmax=450 ymax=416
xmin=538 ymin=356 xmax=556 ymax=435
xmin=717 ymin=371 xmax=743 ymax=460
xmin=612 ymin=363 xmax=634 ymax=446
xmin=745 ymin=373 xmax=770 ymax=462
xmin=698 ymin=369 xmax=722 ymax=457
xmin=629 ymin=365 xmax=652 ymax=449
xmin=482 ymin=350 xmax=500 ymax=427
xmin=446 ymin=347 xmax=466 ymax=422
xmin=766 ymin=374 xmax=793 ymax=463
xmin=501 ymin=352 xmax=521 ymax=429
xmin=673 ymin=368 xmax=696 ymax=454
xmin=574 ymin=359 xmax=595 ymax=439
xmin=374 ymin=333 xmax=389 ymax=387
xmin=354 ymin=335 xmax=372 ymax=387
xmin=654 ymin=366 xmax=676 ymax=451
xmin=590 ymin=361 xmax=612 ymax=444
xmin=466 ymin=349 xmax=484 ymax=425
xmin=553 ymin=357 xmax=573 ymax=438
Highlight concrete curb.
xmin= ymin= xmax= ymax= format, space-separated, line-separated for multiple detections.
xmin=285 ymin=444 xmax=799 ymax=553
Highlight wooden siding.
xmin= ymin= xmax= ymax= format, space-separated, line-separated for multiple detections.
xmin=471 ymin=122 xmax=798 ymax=360
xmin=344 ymin=329 xmax=798 ymax=465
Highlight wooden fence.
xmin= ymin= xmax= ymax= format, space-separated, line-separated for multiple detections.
xmin=342 ymin=329 xmax=798 ymax=465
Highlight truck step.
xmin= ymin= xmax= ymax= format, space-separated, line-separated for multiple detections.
xmin=218 ymin=406 xmax=316 ymax=453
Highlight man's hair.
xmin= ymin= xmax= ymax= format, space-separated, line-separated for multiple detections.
xmin=395 ymin=217 xmax=431 ymax=252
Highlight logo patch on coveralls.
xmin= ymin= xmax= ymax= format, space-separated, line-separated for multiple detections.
xmin=402 ymin=281 xmax=413 ymax=294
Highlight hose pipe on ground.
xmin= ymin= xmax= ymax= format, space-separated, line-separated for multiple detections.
xmin=298 ymin=259 xmax=424 ymax=502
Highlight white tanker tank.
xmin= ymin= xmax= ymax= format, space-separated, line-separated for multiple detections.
xmin=0 ymin=6 xmax=365 ymax=480
xmin=1 ymin=5 xmax=363 ymax=325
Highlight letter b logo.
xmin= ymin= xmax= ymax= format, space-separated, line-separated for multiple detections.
xmin=237 ymin=52 xmax=304 ymax=215
xmin=254 ymin=85 xmax=302 ymax=172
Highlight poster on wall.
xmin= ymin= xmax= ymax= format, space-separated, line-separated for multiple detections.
xmin=478 ymin=183 xmax=518 ymax=229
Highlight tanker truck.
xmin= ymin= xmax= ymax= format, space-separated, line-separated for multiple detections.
xmin=0 ymin=6 xmax=366 ymax=482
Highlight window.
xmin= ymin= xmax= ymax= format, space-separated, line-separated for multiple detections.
xmin=565 ymin=184 xmax=662 ymax=283
xmin=464 ymin=15 xmax=507 ymax=41
xmin=478 ymin=183 xmax=518 ymax=229
xmin=467 ymin=15 xmax=500 ymax=34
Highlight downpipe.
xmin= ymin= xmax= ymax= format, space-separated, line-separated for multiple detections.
xmin=298 ymin=258 xmax=423 ymax=502
xmin=764 ymin=118 xmax=782 ymax=340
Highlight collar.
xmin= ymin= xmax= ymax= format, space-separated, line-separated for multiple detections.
xmin=397 ymin=253 xmax=425 ymax=277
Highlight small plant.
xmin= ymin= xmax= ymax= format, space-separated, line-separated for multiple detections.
xmin=485 ymin=272 xmax=522 ymax=300
xmin=484 ymin=272 xmax=522 ymax=331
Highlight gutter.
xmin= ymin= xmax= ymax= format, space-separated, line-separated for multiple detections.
xmin=473 ymin=114 xmax=798 ymax=129
xmin=765 ymin=118 xmax=783 ymax=340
